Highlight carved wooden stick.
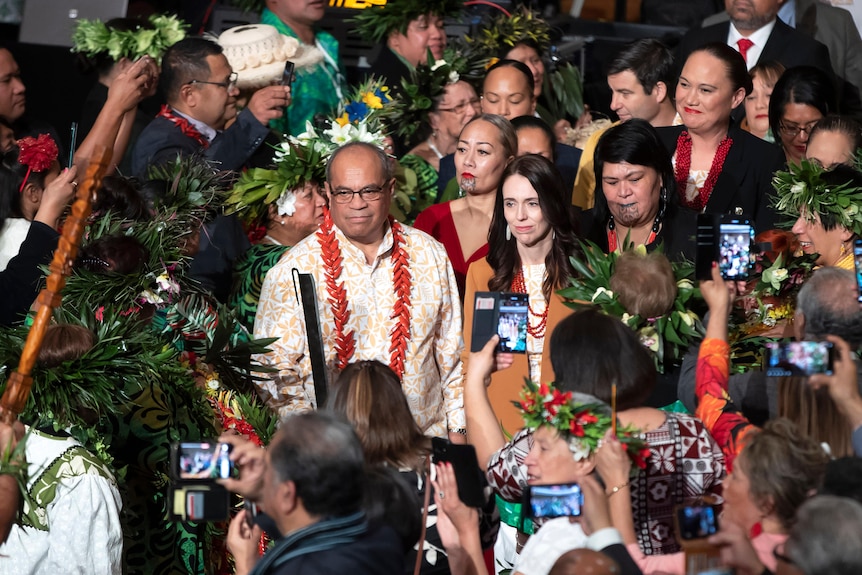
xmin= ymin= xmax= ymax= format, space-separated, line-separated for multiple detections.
xmin=0 ymin=148 xmax=111 ymax=425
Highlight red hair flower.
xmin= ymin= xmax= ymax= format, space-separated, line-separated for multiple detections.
xmin=17 ymin=134 xmax=59 ymax=173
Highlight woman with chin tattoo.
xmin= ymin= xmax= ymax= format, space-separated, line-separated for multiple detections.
xmin=580 ymin=119 xmax=697 ymax=262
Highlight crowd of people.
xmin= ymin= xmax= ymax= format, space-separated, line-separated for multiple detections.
xmin=1 ymin=0 xmax=862 ymax=574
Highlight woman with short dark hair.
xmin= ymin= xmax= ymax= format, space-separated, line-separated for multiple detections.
xmin=769 ymin=66 xmax=837 ymax=166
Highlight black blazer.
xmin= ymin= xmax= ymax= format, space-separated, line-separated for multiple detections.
xmin=656 ymin=124 xmax=784 ymax=233
xmin=675 ymin=18 xmax=834 ymax=78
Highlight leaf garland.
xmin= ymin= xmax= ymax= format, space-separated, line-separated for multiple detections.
xmin=352 ymin=0 xmax=463 ymax=45
xmin=557 ymin=241 xmax=704 ymax=373
xmin=71 ymin=13 xmax=187 ymax=63
xmin=536 ymin=62 xmax=584 ymax=124
xmin=463 ymin=7 xmax=551 ymax=61
xmin=772 ymin=159 xmax=862 ymax=236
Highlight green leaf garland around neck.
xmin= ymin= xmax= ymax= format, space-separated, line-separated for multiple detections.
xmin=557 ymin=240 xmax=705 ymax=373
xmin=515 ymin=379 xmax=650 ymax=471
xmin=352 ymin=0 xmax=463 ymax=45
xmin=772 ymin=159 xmax=862 ymax=236
xmin=464 ymin=6 xmax=551 ymax=62
xmin=71 ymin=13 xmax=187 ymax=63
xmin=225 ymin=139 xmax=326 ymax=227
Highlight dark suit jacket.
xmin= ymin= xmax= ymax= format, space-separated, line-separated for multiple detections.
xmin=436 ymin=143 xmax=582 ymax=200
xmin=676 ymin=18 xmax=834 ymax=79
xmin=131 ymin=107 xmax=270 ymax=179
xmin=656 ymin=124 xmax=784 ymax=233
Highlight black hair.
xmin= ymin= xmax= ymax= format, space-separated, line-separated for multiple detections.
xmin=487 ymin=154 xmax=579 ymax=301
xmin=607 ymin=38 xmax=675 ymax=96
xmin=592 ymin=119 xmax=676 ymax=226
xmin=549 ymin=308 xmax=656 ymax=408
xmin=362 ymin=465 xmax=422 ymax=553
xmin=688 ymin=42 xmax=753 ymax=95
xmin=511 ymin=115 xmax=556 ymax=162
xmin=269 ymin=411 xmax=366 ymax=518
xmin=160 ymin=37 xmax=223 ymax=102
xmin=93 ymin=175 xmax=150 ymax=221
xmin=769 ymin=66 xmax=837 ymax=142
xmin=809 ymin=115 xmax=862 ymax=157
xmin=484 ymin=59 xmax=535 ymax=99
xmin=0 ymin=145 xmax=44 ymax=228
xmin=76 ymin=234 xmax=150 ymax=275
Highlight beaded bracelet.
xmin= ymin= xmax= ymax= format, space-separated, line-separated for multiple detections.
xmin=607 ymin=480 xmax=630 ymax=498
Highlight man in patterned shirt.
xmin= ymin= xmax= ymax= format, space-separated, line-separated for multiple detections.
xmin=254 ymin=141 xmax=465 ymax=441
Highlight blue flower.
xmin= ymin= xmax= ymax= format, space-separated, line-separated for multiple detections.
xmin=346 ymin=101 xmax=369 ymax=123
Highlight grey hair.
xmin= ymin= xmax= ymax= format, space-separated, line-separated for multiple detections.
xmin=785 ymin=495 xmax=862 ymax=575
xmin=796 ymin=267 xmax=862 ymax=347
xmin=325 ymin=141 xmax=393 ymax=185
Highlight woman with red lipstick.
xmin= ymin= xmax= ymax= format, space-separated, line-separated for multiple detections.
xmin=657 ymin=43 xmax=784 ymax=233
xmin=742 ymin=61 xmax=784 ymax=142
xmin=461 ymin=154 xmax=579 ymax=434
xmin=768 ymin=66 xmax=836 ymax=168
xmin=414 ymin=114 xmax=516 ymax=297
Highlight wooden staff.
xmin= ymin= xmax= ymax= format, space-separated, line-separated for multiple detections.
xmin=0 ymin=148 xmax=111 ymax=425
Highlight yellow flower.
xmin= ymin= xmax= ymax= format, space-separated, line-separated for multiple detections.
xmin=485 ymin=57 xmax=500 ymax=70
xmin=362 ymin=91 xmax=383 ymax=109
xmin=335 ymin=112 xmax=349 ymax=127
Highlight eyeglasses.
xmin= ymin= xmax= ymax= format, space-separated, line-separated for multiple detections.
xmin=779 ymin=120 xmax=818 ymax=138
xmin=186 ymin=72 xmax=238 ymax=90
xmin=438 ymin=99 xmax=481 ymax=115
xmin=330 ymin=182 xmax=390 ymax=204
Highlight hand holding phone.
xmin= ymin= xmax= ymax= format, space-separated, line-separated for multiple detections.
xmin=470 ymin=292 xmax=529 ymax=354
xmin=281 ymin=61 xmax=295 ymax=86
xmin=431 ymin=437 xmax=486 ymax=507
xmin=173 ymin=441 xmax=235 ymax=481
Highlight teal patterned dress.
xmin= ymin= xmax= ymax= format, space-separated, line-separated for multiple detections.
xmin=261 ymin=9 xmax=346 ymax=137
xmin=230 ymin=243 xmax=291 ymax=332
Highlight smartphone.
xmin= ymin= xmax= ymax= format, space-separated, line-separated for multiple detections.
xmin=172 ymin=441 xmax=234 ymax=481
xmin=853 ymin=238 xmax=862 ymax=303
xmin=717 ymin=219 xmax=754 ymax=280
xmin=765 ymin=341 xmax=835 ymax=376
xmin=431 ymin=437 xmax=486 ymax=508
xmin=470 ymin=292 xmax=529 ymax=354
xmin=676 ymin=504 xmax=719 ymax=540
xmin=695 ymin=213 xmax=719 ymax=281
xmin=525 ymin=483 xmax=584 ymax=519
xmin=281 ymin=61 xmax=295 ymax=86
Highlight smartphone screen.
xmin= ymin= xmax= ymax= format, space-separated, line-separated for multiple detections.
xmin=676 ymin=504 xmax=719 ymax=540
xmin=176 ymin=442 xmax=234 ymax=480
xmin=854 ymin=238 xmax=862 ymax=303
xmin=497 ymin=292 xmax=528 ymax=353
xmin=281 ymin=61 xmax=295 ymax=86
xmin=526 ymin=483 xmax=584 ymax=519
xmin=765 ymin=341 xmax=835 ymax=376
xmin=718 ymin=221 xmax=754 ymax=280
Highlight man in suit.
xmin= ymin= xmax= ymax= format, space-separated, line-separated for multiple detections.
xmin=702 ymin=0 xmax=862 ymax=112
xmin=132 ymin=37 xmax=289 ymax=178
xmin=676 ymin=0 xmax=834 ymax=77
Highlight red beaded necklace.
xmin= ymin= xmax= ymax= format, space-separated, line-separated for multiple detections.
xmin=317 ymin=208 xmax=412 ymax=378
xmin=673 ymin=130 xmax=732 ymax=211
xmin=510 ymin=267 xmax=549 ymax=339
xmin=157 ymin=105 xmax=210 ymax=148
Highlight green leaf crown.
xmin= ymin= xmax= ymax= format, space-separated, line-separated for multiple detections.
xmin=71 ymin=13 xmax=187 ymax=63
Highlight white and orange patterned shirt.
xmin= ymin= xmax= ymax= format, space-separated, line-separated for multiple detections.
xmin=254 ymin=221 xmax=465 ymax=437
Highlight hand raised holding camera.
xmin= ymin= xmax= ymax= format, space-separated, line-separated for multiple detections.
xmin=216 ymin=433 xmax=266 ymax=501
xmin=248 ymin=85 xmax=291 ymax=126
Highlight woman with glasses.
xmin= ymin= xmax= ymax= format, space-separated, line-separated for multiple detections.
xmin=769 ymin=66 xmax=837 ymax=167
xmin=657 ymin=43 xmax=784 ymax=232
xmin=398 ymin=55 xmax=480 ymax=219
xmin=414 ymin=114 xmax=516 ymax=298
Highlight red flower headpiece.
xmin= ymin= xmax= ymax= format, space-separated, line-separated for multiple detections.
xmin=16 ymin=134 xmax=59 ymax=194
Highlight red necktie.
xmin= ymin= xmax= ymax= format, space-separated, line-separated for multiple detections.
xmin=737 ymin=38 xmax=755 ymax=63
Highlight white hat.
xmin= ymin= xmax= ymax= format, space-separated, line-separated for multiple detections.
xmin=218 ymin=24 xmax=300 ymax=90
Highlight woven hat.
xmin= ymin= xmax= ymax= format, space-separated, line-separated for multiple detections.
xmin=218 ymin=24 xmax=301 ymax=90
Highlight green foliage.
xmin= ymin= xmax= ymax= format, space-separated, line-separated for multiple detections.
xmin=537 ymin=63 xmax=584 ymax=124
xmin=71 ymin=14 xmax=186 ymax=62
xmin=352 ymin=0 xmax=463 ymax=44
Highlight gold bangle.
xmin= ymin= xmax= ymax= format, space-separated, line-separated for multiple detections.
xmin=606 ymin=481 xmax=630 ymax=497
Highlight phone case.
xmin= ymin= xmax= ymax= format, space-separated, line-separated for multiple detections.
xmin=431 ymin=437 xmax=486 ymax=508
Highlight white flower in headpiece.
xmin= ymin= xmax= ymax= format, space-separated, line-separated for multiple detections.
xmin=790 ymin=182 xmax=806 ymax=195
xmin=272 ymin=141 xmax=291 ymax=163
xmin=591 ymin=287 xmax=614 ymax=303
xmin=276 ymin=190 xmax=297 ymax=217
xmin=155 ymin=271 xmax=180 ymax=295
xmin=566 ymin=436 xmax=591 ymax=461
xmin=324 ymin=121 xmax=353 ymax=145
xmin=431 ymin=59 xmax=447 ymax=71
xmin=448 ymin=70 xmax=460 ymax=84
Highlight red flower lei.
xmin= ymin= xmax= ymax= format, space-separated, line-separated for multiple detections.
xmin=17 ymin=133 xmax=58 ymax=194
xmin=510 ymin=267 xmax=548 ymax=339
xmin=673 ymin=130 xmax=732 ymax=211
xmin=317 ymin=208 xmax=412 ymax=378
xmin=157 ymin=105 xmax=210 ymax=148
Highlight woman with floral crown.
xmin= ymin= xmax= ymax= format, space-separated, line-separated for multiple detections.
xmin=398 ymin=50 xmax=480 ymax=208
xmin=226 ymin=138 xmax=327 ymax=331
xmin=774 ymin=162 xmax=862 ymax=270
xmin=72 ymin=14 xmax=183 ymax=174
